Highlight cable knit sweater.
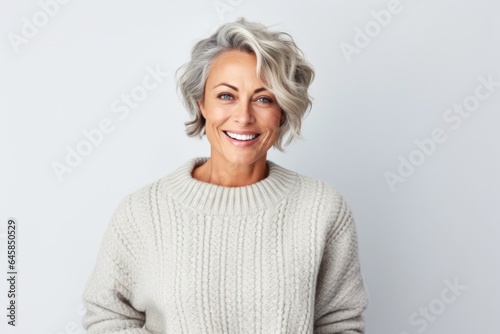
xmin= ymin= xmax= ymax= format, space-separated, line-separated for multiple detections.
xmin=82 ymin=157 xmax=368 ymax=333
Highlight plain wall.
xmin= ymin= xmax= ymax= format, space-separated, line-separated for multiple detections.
xmin=1 ymin=0 xmax=498 ymax=333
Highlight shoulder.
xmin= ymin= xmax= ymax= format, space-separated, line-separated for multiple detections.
xmin=283 ymin=167 xmax=355 ymax=237
xmin=290 ymin=169 xmax=346 ymax=209
xmin=116 ymin=181 xmax=157 ymax=214
xmin=300 ymin=174 xmax=350 ymax=219
xmin=107 ymin=176 xmax=166 ymax=237
xmin=268 ymin=160 xmax=346 ymax=205
xmin=101 ymin=179 xmax=162 ymax=261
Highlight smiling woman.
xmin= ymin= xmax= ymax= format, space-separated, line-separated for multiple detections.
xmin=194 ymin=50 xmax=283 ymax=186
xmin=82 ymin=18 xmax=368 ymax=334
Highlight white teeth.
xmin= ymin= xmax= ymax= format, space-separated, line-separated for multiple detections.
xmin=225 ymin=131 xmax=258 ymax=141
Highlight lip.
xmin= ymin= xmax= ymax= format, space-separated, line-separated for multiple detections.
xmin=223 ymin=130 xmax=260 ymax=147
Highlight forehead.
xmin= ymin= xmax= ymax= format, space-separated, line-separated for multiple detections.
xmin=212 ymin=49 xmax=256 ymax=67
xmin=206 ymin=50 xmax=269 ymax=86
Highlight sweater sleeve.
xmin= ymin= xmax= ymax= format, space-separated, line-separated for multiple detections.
xmin=313 ymin=194 xmax=369 ymax=334
xmin=82 ymin=196 xmax=152 ymax=334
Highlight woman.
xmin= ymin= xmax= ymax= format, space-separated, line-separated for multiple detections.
xmin=82 ymin=18 xmax=368 ymax=333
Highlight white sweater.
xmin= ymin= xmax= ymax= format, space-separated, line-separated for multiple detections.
xmin=82 ymin=157 xmax=368 ymax=333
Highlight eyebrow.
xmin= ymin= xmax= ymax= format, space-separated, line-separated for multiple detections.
xmin=213 ymin=83 xmax=267 ymax=94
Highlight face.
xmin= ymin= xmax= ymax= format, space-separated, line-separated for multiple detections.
xmin=198 ymin=50 xmax=283 ymax=168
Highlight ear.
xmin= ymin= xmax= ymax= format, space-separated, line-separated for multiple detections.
xmin=198 ymin=98 xmax=206 ymax=119
xmin=279 ymin=109 xmax=285 ymax=126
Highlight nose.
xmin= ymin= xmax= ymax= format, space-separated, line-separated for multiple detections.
xmin=233 ymin=101 xmax=255 ymax=125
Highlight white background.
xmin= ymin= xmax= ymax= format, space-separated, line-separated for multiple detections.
xmin=1 ymin=0 xmax=499 ymax=333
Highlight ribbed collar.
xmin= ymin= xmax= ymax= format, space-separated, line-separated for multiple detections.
xmin=162 ymin=157 xmax=298 ymax=216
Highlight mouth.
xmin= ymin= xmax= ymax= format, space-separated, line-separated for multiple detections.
xmin=223 ymin=131 xmax=260 ymax=141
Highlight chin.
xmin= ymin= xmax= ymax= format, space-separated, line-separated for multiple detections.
xmin=222 ymin=151 xmax=266 ymax=166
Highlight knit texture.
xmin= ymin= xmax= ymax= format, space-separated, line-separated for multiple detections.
xmin=82 ymin=157 xmax=368 ymax=333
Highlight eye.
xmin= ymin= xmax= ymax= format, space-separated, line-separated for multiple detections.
xmin=256 ymin=96 xmax=273 ymax=103
xmin=217 ymin=93 xmax=234 ymax=100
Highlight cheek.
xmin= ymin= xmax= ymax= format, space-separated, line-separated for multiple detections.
xmin=202 ymin=106 xmax=218 ymax=127
xmin=265 ymin=111 xmax=282 ymax=130
xmin=204 ymin=102 xmax=230 ymax=123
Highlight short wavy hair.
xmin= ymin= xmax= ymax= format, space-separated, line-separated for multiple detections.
xmin=176 ymin=17 xmax=315 ymax=151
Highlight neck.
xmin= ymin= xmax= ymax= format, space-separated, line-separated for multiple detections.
xmin=192 ymin=155 xmax=269 ymax=187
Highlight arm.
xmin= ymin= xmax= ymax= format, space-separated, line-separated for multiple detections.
xmin=313 ymin=195 xmax=369 ymax=334
xmin=82 ymin=196 xmax=152 ymax=333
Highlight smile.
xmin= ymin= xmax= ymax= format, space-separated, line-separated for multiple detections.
xmin=223 ymin=131 xmax=260 ymax=141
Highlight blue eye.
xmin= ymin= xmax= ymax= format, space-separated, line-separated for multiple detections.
xmin=257 ymin=96 xmax=273 ymax=103
xmin=218 ymin=93 xmax=233 ymax=100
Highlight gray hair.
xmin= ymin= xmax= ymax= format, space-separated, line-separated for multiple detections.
xmin=176 ymin=17 xmax=315 ymax=151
